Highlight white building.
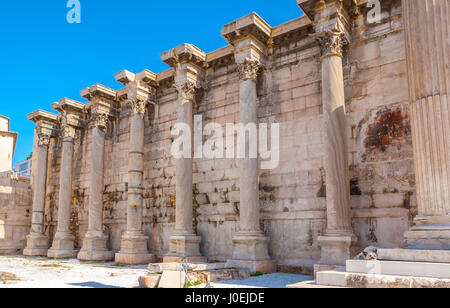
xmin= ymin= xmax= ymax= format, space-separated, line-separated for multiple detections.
xmin=0 ymin=115 xmax=17 ymax=173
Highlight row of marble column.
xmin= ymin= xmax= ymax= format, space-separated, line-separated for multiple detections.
xmin=23 ymin=28 xmax=356 ymax=268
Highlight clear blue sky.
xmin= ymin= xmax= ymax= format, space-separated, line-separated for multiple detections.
xmin=0 ymin=1 xmax=303 ymax=166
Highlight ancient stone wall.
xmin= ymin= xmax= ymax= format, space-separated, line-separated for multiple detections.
xmin=41 ymin=0 xmax=414 ymax=272
xmin=0 ymin=171 xmax=32 ymax=254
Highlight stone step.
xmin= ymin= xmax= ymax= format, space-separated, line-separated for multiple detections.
xmin=316 ymin=270 xmax=450 ymax=288
xmin=346 ymin=260 xmax=450 ymax=279
xmin=377 ymin=248 xmax=450 ymax=263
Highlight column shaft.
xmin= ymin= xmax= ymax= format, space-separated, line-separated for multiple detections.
xmin=229 ymin=58 xmax=274 ymax=273
xmin=89 ymin=126 xmax=105 ymax=234
xmin=23 ymin=132 xmax=50 ymax=256
xmin=164 ymin=81 xmax=205 ymax=263
xmin=127 ymin=113 xmax=145 ymax=233
xmin=175 ymin=101 xmax=194 ymax=234
xmin=78 ymin=115 xmax=114 ymax=261
xmin=115 ymin=103 xmax=154 ymax=265
xmin=48 ymin=127 xmax=77 ymax=259
xmin=57 ymin=137 xmax=74 ymax=233
xmin=239 ymin=78 xmax=260 ymax=233
xmin=32 ymin=142 xmax=49 ymax=234
xmin=403 ymin=0 xmax=450 ymax=249
xmin=322 ymin=55 xmax=352 ymax=234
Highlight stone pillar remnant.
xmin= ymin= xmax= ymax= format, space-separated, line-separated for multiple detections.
xmin=161 ymin=44 xmax=207 ymax=263
xmin=115 ymin=69 xmax=157 ymax=264
xmin=222 ymin=13 xmax=276 ymax=273
xmin=78 ymin=84 xmax=117 ymax=261
xmin=402 ymin=0 xmax=450 ymax=249
xmin=23 ymin=110 xmax=59 ymax=256
xmin=48 ymin=98 xmax=85 ymax=259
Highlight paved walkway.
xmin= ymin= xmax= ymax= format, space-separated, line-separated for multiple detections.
xmin=194 ymin=274 xmax=312 ymax=288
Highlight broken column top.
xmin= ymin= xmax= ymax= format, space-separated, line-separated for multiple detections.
xmin=221 ymin=12 xmax=272 ymax=46
xmin=297 ymin=0 xmax=357 ymax=36
xmin=81 ymin=83 xmax=117 ymax=101
xmin=161 ymin=44 xmax=207 ymax=87
xmin=81 ymin=83 xmax=118 ymax=115
xmin=115 ymin=69 xmax=157 ymax=104
xmin=115 ymin=69 xmax=157 ymax=87
xmin=27 ymin=110 xmax=59 ymax=124
xmin=160 ymin=43 xmax=207 ymax=68
xmin=52 ymin=98 xmax=85 ymax=114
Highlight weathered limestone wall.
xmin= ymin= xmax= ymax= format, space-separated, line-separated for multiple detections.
xmin=0 ymin=172 xmax=32 ymax=254
xmin=346 ymin=0 xmax=413 ymax=249
xmin=39 ymin=0 xmax=414 ymax=272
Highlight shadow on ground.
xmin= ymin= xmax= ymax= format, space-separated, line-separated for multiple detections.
xmin=67 ymin=281 xmax=123 ymax=288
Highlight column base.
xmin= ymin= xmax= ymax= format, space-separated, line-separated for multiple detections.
xmin=231 ymin=232 xmax=271 ymax=261
xmin=227 ymin=260 xmax=277 ymax=274
xmin=163 ymin=233 xmax=206 ymax=263
xmin=115 ymin=233 xmax=155 ymax=265
xmin=47 ymin=232 xmax=78 ymax=259
xmin=228 ymin=232 xmax=275 ymax=274
xmin=404 ymin=216 xmax=450 ymax=250
xmin=23 ymin=232 xmax=49 ymax=257
xmin=317 ymin=234 xmax=359 ymax=266
xmin=77 ymin=232 xmax=114 ymax=261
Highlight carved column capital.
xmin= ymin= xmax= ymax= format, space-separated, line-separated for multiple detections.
xmin=37 ymin=132 xmax=51 ymax=147
xmin=175 ymin=81 xmax=197 ymax=104
xmin=130 ymin=97 xmax=148 ymax=115
xmin=91 ymin=111 xmax=109 ymax=132
xmin=237 ymin=58 xmax=261 ymax=81
xmin=314 ymin=29 xmax=347 ymax=59
xmin=61 ymin=124 xmax=76 ymax=141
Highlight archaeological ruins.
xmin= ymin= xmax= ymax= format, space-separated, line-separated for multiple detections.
xmin=1 ymin=0 xmax=449 ymax=287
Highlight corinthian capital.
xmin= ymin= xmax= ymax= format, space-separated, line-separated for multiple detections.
xmin=130 ymin=97 xmax=147 ymax=115
xmin=91 ymin=111 xmax=109 ymax=131
xmin=237 ymin=59 xmax=261 ymax=81
xmin=314 ymin=29 xmax=347 ymax=58
xmin=38 ymin=133 xmax=51 ymax=147
xmin=61 ymin=124 xmax=76 ymax=140
xmin=175 ymin=81 xmax=197 ymax=104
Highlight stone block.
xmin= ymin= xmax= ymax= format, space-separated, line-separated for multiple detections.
xmin=158 ymin=270 xmax=187 ymax=288
xmin=377 ymin=249 xmax=450 ymax=264
xmin=346 ymin=260 xmax=450 ymax=279
xmin=139 ymin=274 xmax=162 ymax=288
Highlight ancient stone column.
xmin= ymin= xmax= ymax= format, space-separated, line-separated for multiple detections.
xmin=23 ymin=131 xmax=51 ymax=256
xmin=115 ymin=98 xmax=154 ymax=264
xmin=24 ymin=111 xmax=58 ymax=256
xmin=230 ymin=58 xmax=272 ymax=271
xmin=47 ymin=123 xmax=77 ymax=258
xmin=221 ymin=13 xmax=276 ymax=273
xmin=164 ymin=81 xmax=205 ymax=263
xmin=402 ymin=0 xmax=450 ymax=249
xmin=315 ymin=28 xmax=357 ymax=266
xmin=78 ymin=111 xmax=114 ymax=261
xmin=160 ymin=43 xmax=207 ymax=263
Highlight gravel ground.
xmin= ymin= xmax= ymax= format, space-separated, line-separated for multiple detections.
xmin=0 ymin=256 xmax=147 ymax=288
xmin=0 ymin=256 xmax=312 ymax=288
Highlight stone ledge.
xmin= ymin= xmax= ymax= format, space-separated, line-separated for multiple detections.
xmin=378 ymin=248 xmax=450 ymax=264
xmin=346 ymin=260 xmax=450 ymax=279
xmin=316 ymin=270 xmax=450 ymax=288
